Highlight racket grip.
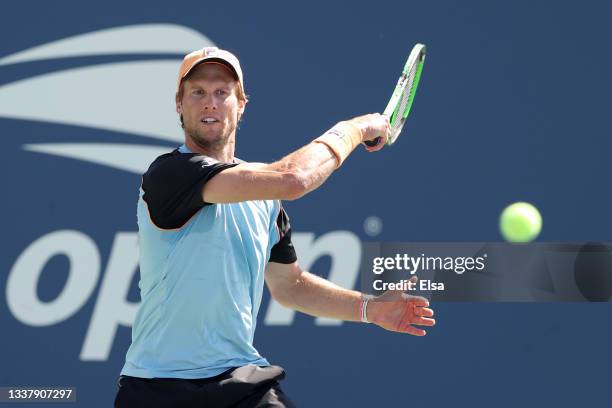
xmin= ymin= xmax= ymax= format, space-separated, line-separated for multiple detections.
xmin=364 ymin=137 xmax=381 ymax=147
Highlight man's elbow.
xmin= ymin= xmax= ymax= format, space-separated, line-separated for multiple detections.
xmin=281 ymin=171 xmax=309 ymax=201
xmin=268 ymin=285 xmax=296 ymax=309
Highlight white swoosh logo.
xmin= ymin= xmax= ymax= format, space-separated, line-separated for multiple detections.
xmin=0 ymin=24 xmax=216 ymax=174
xmin=0 ymin=61 xmax=188 ymax=142
xmin=0 ymin=23 xmax=213 ymax=66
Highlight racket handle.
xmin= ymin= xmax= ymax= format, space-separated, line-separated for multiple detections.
xmin=364 ymin=137 xmax=381 ymax=147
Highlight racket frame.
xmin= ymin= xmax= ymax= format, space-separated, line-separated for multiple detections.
xmin=383 ymin=43 xmax=426 ymax=145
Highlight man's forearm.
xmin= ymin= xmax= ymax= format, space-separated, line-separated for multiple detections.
xmin=268 ymin=142 xmax=339 ymax=195
xmin=265 ymin=120 xmax=367 ymax=195
xmin=276 ymin=269 xmax=363 ymax=322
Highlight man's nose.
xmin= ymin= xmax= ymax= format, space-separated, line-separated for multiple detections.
xmin=203 ymin=93 xmax=217 ymax=110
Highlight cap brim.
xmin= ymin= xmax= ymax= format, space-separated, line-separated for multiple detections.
xmin=182 ymin=57 xmax=239 ymax=82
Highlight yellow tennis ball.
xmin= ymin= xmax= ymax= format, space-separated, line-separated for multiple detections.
xmin=499 ymin=202 xmax=542 ymax=243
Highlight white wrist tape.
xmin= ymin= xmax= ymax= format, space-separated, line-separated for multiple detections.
xmin=314 ymin=121 xmax=362 ymax=168
xmin=360 ymin=294 xmax=375 ymax=323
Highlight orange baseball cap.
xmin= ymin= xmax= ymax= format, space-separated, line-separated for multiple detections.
xmin=176 ymin=46 xmax=244 ymax=94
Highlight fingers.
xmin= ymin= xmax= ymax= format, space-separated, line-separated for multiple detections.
xmin=407 ymin=296 xmax=430 ymax=307
xmin=402 ymin=325 xmax=427 ymax=337
xmin=416 ymin=307 xmax=434 ymax=317
xmin=363 ymin=137 xmax=385 ymax=152
xmin=355 ymin=113 xmax=390 ymax=152
xmin=368 ymin=116 xmax=390 ymax=152
xmin=414 ymin=316 xmax=436 ymax=327
xmin=399 ymin=315 xmax=435 ymax=336
xmin=399 ymin=305 xmax=435 ymax=327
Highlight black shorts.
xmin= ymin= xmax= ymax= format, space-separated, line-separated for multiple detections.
xmin=114 ymin=365 xmax=296 ymax=408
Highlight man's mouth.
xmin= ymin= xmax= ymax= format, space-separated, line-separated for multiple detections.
xmin=201 ymin=117 xmax=220 ymax=124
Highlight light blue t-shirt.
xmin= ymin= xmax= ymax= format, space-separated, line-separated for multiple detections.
xmin=121 ymin=145 xmax=296 ymax=379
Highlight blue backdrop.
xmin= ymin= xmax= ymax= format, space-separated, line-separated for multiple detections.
xmin=1 ymin=1 xmax=611 ymax=407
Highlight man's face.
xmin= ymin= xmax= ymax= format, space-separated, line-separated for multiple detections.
xmin=176 ymin=63 xmax=246 ymax=150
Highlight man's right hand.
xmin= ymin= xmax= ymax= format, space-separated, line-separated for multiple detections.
xmin=346 ymin=113 xmax=390 ymax=152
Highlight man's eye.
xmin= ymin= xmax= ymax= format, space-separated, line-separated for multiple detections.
xmin=216 ymin=90 xmax=228 ymax=96
xmin=193 ymin=89 xmax=204 ymax=95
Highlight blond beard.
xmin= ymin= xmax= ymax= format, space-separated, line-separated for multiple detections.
xmin=186 ymin=121 xmax=235 ymax=151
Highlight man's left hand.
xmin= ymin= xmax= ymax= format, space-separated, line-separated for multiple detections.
xmin=368 ymin=277 xmax=436 ymax=336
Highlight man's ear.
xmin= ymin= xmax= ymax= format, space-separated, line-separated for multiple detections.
xmin=175 ymin=93 xmax=182 ymax=114
xmin=238 ymin=98 xmax=247 ymax=116
xmin=236 ymin=99 xmax=247 ymax=123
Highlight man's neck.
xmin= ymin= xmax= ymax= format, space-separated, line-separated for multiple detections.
xmin=184 ymin=135 xmax=235 ymax=163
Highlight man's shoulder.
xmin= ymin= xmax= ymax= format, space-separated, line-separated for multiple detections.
xmin=144 ymin=148 xmax=179 ymax=175
xmin=144 ymin=149 xmax=217 ymax=179
xmin=142 ymin=149 xmax=242 ymax=193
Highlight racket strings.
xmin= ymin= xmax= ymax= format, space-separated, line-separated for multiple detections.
xmin=390 ymin=56 xmax=421 ymax=142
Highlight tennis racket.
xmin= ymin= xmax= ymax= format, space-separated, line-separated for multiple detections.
xmin=365 ymin=43 xmax=426 ymax=147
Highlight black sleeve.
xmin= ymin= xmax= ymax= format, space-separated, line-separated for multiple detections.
xmin=142 ymin=150 xmax=238 ymax=229
xmin=269 ymin=205 xmax=298 ymax=264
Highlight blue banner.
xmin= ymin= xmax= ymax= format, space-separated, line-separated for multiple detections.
xmin=1 ymin=1 xmax=611 ymax=406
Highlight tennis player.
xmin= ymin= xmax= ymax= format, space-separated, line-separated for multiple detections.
xmin=114 ymin=47 xmax=435 ymax=408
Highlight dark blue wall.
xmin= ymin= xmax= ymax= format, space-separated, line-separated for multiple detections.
xmin=1 ymin=1 xmax=611 ymax=407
